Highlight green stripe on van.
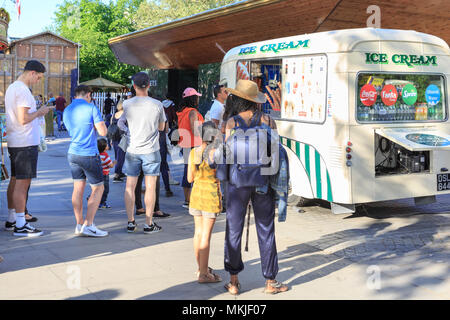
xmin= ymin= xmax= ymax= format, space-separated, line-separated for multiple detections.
xmin=315 ymin=150 xmax=322 ymax=199
xmin=304 ymin=144 xmax=310 ymax=179
xmin=280 ymin=137 xmax=333 ymax=202
xmin=296 ymin=141 xmax=301 ymax=158
xmin=327 ymin=171 xmax=333 ymax=202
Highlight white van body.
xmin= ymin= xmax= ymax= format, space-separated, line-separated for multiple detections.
xmin=220 ymin=28 xmax=450 ymax=213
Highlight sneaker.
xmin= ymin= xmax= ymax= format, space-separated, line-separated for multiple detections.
xmin=143 ymin=222 xmax=161 ymax=234
xmin=165 ymin=190 xmax=174 ymax=197
xmin=127 ymin=221 xmax=137 ymax=233
xmin=14 ymin=223 xmax=43 ymax=237
xmin=113 ymin=177 xmax=123 ymax=183
xmin=182 ymin=202 xmax=189 ymax=209
xmin=169 ymin=178 xmax=180 ymax=185
xmin=119 ymin=173 xmax=127 ymax=179
xmin=99 ymin=203 xmax=111 ymax=209
xmin=5 ymin=221 xmax=16 ymax=231
xmin=74 ymin=224 xmax=83 ymax=235
xmin=81 ymin=224 xmax=108 ymax=237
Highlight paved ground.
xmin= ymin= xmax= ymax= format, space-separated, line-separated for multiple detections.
xmin=0 ymin=135 xmax=449 ymax=300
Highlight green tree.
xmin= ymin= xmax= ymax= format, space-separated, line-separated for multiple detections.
xmin=134 ymin=0 xmax=239 ymax=29
xmin=52 ymin=0 xmax=144 ymax=85
xmin=134 ymin=1 xmax=237 ymax=107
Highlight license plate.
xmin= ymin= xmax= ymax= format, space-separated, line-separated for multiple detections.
xmin=437 ymin=173 xmax=450 ymax=191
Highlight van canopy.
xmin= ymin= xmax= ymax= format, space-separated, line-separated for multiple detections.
xmin=108 ymin=0 xmax=450 ymax=70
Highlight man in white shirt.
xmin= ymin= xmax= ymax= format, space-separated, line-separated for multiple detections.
xmin=4 ymin=60 xmax=54 ymax=237
xmin=209 ymin=84 xmax=228 ymax=129
xmin=119 ymin=72 xmax=166 ymax=234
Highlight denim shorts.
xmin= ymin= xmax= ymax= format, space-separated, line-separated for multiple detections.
xmin=124 ymin=151 xmax=161 ymax=177
xmin=8 ymin=146 xmax=39 ymax=180
xmin=67 ymin=153 xmax=104 ymax=186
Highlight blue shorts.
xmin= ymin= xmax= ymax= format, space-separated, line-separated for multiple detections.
xmin=124 ymin=151 xmax=161 ymax=177
xmin=68 ymin=153 xmax=104 ymax=186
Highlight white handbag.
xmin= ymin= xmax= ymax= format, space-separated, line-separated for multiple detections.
xmin=38 ymin=120 xmax=47 ymax=152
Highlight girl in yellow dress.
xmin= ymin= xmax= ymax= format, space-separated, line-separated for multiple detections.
xmin=187 ymin=121 xmax=223 ymax=283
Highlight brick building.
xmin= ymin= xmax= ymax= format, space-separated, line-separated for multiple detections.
xmin=0 ymin=31 xmax=80 ymax=111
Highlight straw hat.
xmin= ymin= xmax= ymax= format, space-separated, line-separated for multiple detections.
xmin=226 ymin=80 xmax=267 ymax=104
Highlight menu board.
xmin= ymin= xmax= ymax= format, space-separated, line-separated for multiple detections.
xmin=282 ymin=55 xmax=327 ymax=122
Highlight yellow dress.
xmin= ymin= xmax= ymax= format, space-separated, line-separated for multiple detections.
xmin=189 ymin=148 xmax=222 ymax=214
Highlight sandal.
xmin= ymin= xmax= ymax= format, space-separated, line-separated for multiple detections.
xmin=135 ymin=209 xmax=146 ymax=216
xmin=198 ymin=272 xmax=222 ymax=284
xmin=196 ymin=267 xmax=214 ymax=278
xmin=153 ymin=211 xmax=171 ymax=218
xmin=25 ymin=214 xmax=38 ymax=223
xmin=264 ymin=280 xmax=289 ymax=294
xmin=224 ymin=282 xmax=241 ymax=296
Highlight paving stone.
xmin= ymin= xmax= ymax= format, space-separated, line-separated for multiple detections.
xmin=0 ymin=137 xmax=449 ymax=299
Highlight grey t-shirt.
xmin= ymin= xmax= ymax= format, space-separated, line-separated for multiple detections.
xmin=122 ymin=96 xmax=166 ymax=154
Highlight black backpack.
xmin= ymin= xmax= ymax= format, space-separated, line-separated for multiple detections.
xmin=107 ymin=122 xmax=121 ymax=142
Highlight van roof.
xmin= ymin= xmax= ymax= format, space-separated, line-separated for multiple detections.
xmin=224 ymin=28 xmax=449 ymax=61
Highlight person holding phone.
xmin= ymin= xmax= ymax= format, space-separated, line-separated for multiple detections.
xmin=4 ymin=60 xmax=53 ymax=237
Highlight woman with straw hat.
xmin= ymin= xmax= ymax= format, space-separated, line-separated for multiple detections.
xmin=222 ymin=79 xmax=289 ymax=295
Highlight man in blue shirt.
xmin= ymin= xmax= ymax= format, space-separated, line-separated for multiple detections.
xmin=63 ymin=85 xmax=108 ymax=237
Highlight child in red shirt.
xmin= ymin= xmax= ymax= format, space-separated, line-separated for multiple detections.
xmin=98 ymin=138 xmax=116 ymax=209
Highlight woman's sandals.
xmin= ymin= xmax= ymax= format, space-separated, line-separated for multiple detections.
xmin=198 ymin=272 xmax=222 ymax=283
xmin=264 ymin=280 xmax=289 ymax=294
xmin=197 ymin=267 xmax=222 ymax=284
xmin=224 ymin=282 xmax=241 ymax=296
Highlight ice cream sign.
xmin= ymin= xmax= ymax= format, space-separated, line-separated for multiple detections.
xmin=365 ymin=53 xmax=437 ymax=67
xmin=238 ymin=39 xmax=310 ymax=55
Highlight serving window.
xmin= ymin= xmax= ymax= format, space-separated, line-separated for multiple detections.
xmin=357 ymin=73 xmax=447 ymax=123
xmin=236 ymin=55 xmax=327 ymax=123
xmin=236 ymin=59 xmax=282 ymax=116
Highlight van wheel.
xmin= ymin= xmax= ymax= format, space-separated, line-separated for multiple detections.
xmin=296 ymin=197 xmax=314 ymax=207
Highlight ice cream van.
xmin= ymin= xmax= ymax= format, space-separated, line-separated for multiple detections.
xmin=219 ymin=28 xmax=450 ymax=214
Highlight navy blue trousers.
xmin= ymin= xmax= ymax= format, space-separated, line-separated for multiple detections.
xmin=112 ymin=140 xmax=126 ymax=175
xmin=224 ymin=184 xmax=279 ymax=280
xmin=159 ymin=132 xmax=170 ymax=191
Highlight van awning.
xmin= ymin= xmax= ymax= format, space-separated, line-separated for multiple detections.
xmin=108 ymin=0 xmax=450 ymax=70
xmin=376 ymin=128 xmax=450 ymax=151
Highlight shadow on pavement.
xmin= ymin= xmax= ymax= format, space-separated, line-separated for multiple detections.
xmin=138 ymin=214 xmax=448 ymax=300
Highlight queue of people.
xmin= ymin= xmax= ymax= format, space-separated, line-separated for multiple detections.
xmin=3 ymin=61 xmax=289 ymax=296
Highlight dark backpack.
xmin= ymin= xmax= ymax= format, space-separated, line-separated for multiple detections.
xmin=223 ymin=111 xmax=277 ymax=188
xmin=107 ymin=122 xmax=121 ymax=142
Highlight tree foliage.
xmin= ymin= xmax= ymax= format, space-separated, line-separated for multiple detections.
xmin=51 ymin=0 xmax=239 ymax=90
xmin=135 ymin=1 xmax=238 ymax=108
xmin=134 ymin=0 xmax=240 ymax=29
xmin=52 ymin=0 xmax=144 ymax=85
